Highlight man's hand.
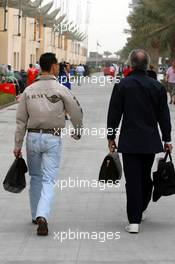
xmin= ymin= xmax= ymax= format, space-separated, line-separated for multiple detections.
xmin=70 ymin=130 xmax=81 ymax=140
xmin=13 ymin=148 xmax=22 ymax=158
xmin=164 ymin=143 xmax=173 ymax=153
xmin=108 ymin=139 xmax=117 ymax=153
xmin=71 ymin=134 xmax=81 ymax=140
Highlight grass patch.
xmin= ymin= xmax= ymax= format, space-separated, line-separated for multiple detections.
xmin=0 ymin=92 xmax=15 ymax=106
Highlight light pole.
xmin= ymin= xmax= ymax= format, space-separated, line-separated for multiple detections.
xmin=96 ymin=41 xmax=102 ymax=71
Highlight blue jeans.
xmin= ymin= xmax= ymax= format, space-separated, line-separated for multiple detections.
xmin=77 ymin=73 xmax=83 ymax=86
xmin=26 ymin=132 xmax=62 ymax=221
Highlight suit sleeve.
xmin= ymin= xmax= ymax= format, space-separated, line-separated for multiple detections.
xmin=158 ymin=85 xmax=172 ymax=142
xmin=107 ymin=83 xmax=124 ymax=140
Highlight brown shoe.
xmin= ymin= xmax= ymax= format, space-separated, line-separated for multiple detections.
xmin=36 ymin=217 xmax=48 ymax=236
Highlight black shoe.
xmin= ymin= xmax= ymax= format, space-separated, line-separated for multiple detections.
xmin=32 ymin=219 xmax=37 ymax=225
xmin=36 ymin=217 xmax=48 ymax=236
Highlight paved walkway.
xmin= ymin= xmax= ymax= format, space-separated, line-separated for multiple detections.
xmin=0 ymin=77 xmax=175 ymax=264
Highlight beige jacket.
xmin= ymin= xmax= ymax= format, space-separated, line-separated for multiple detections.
xmin=15 ymin=75 xmax=83 ymax=148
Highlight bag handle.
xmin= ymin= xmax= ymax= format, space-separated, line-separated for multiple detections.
xmin=163 ymin=150 xmax=172 ymax=162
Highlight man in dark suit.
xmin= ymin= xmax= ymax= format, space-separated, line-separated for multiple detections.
xmin=107 ymin=49 xmax=172 ymax=233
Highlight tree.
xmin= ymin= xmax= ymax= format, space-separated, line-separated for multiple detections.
xmin=120 ymin=0 xmax=175 ymax=65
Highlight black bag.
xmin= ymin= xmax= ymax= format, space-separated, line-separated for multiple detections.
xmin=3 ymin=157 xmax=27 ymax=193
xmin=99 ymin=152 xmax=122 ymax=184
xmin=153 ymin=151 xmax=175 ymax=202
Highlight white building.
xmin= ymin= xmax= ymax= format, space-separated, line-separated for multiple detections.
xmin=0 ymin=0 xmax=87 ymax=70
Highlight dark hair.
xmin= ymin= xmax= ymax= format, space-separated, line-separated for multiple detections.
xmin=39 ymin=53 xmax=58 ymax=72
xmin=129 ymin=49 xmax=150 ymax=71
xmin=29 ymin=63 xmax=33 ymax=68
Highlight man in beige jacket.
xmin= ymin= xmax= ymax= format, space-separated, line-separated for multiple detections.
xmin=14 ymin=53 xmax=83 ymax=236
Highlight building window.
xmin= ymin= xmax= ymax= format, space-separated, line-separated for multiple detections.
xmin=30 ymin=54 xmax=32 ymax=64
xmin=58 ymin=35 xmax=62 ymax=49
xmin=52 ymin=31 xmax=56 ymax=47
xmin=17 ymin=52 xmax=19 ymax=69
xmin=22 ymin=17 xmax=26 ymax=38
xmin=13 ymin=14 xmax=19 ymax=35
xmin=48 ymin=29 xmax=52 ymax=47
xmin=14 ymin=52 xmax=16 ymax=69
xmin=30 ymin=54 xmax=36 ymax=65
xmin=14 ymin=52 xmax=20 ymax=70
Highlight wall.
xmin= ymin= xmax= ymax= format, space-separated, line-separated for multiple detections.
xmin=0 ymin=7 xmax=87 ymax=71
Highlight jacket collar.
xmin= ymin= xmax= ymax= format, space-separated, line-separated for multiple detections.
xmin=130 ymin=69 xmax=146 ymax=76
xmin=36 ymin=75 xmax=57 ymax=81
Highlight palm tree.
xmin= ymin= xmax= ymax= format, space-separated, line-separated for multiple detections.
xmin=121 ymin=0 xmax=175 ymax=65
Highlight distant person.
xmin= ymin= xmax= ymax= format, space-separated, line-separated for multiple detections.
xmin=110 ymin=64 xmax=115 ymax=78
xmin=6 ymin=65 xmax=21 ymax=94
xmin=118 ymin=65 xmax=123 ymax=78
xmin=147 ymin=65 xmax=157 ymax=80
xmin=123 ymin=65 xmax=132 ymax=77
xmin=166 ymin=60 xmax=175 ymax=104
xmin=65 ymin=63 xmax=71 ymax=89
xmin=70 ymin=64 xmax=75 ymax=77
xmin=84 ymin=64 xmax=90 ymax=77
xmin=35 ymin=61 xmax=41 ymax=72
xmin=107 ymin=49 xmax=172 ymax=234
xmin=14 ymin=71 xmax=25 ymax=94
xmin=0 ymin=64 xmax=8 ymax=76
xmin=115 ymin=64 xmax=120 ymax=76
xmin=7 ymin=64 xmax=14 ymax=78
xmin=76 ymin=64 xmax=85 ymax=86
xmin=27 ymin=64 xmax=39 ymax=86
xmin=58 ymin=62 xmax=71 ymax=90
xmin=20 ymin=69 xmax=27 ymax=89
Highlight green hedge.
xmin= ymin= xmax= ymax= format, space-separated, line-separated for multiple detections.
xmin=0 ymin=92 xmax=15 ymax=106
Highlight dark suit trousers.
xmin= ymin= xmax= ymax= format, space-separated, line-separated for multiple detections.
xmin=122 ymin=154 xmax=155 ymax=224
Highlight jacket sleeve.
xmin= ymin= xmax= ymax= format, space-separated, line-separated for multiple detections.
xmin=158 ymin=85 xmax=172 ymax=142
xmin=59 ymin=87 xmax=83 ymax=136
xmin=15 ymin=92 xmax=29 ymax=148
xmin=107 ymin=83 xmax=124 ymax=140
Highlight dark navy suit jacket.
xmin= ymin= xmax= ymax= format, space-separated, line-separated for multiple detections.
xmin=107 ymin=70 xmax=172 ymax=154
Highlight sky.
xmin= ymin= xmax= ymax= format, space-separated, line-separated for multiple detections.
xmin=87 ymin=0 xmax=131 ymax=54
xmin=43 ymin=0 xmax=131 ymax=54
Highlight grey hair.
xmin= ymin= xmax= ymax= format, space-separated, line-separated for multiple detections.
xmin=129 ymin=49 xmax=150 ymax=71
